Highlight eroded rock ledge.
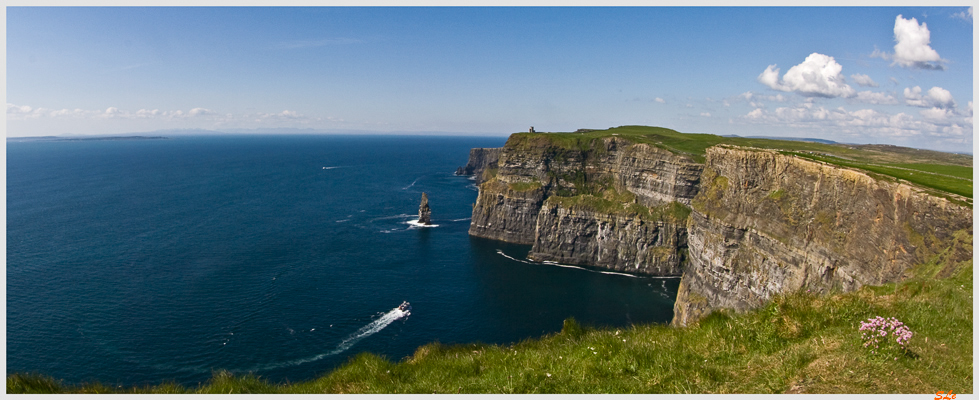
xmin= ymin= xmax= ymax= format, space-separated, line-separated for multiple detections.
xmin=672 ymin=145 xmax=972 ymax=326
xmin=466 ymin=135 xmax=702 ymax=276
xmin=461 ymin=135 xmax=972 ymax=325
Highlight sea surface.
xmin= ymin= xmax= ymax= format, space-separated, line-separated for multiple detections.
xmin=7 ymin=135 xmax=679 ymax=387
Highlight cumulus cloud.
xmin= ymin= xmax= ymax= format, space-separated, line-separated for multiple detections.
xmin=757 ymin=53 xmax=856 ymax=98
xmin=850 ymin=74 xmax=879 ymax=87
xmin=740 ymin=91 xmax=786 ymax=103
xmin=740 ymin=101 xmax=971 ymax=141
xmin=188 ymin=107 xmax=215 ymax=116
xmin=920 ymin=107 xmax=953 ymax=121
xmin=952 ymin=7 xmax=972 ymax=22
xmin=654 ymin=97 xmax=665 ymax=103
xmin=700 ymin=112 xmax=711 ymax=117
xmin=854 ymin=91 xmax=898 ymax=105
xmin=904 ymin=86 xmax=956 ymax=109
xmin=254 ymin=110 xmax=304 ymax=120
xmin=7 ymin=104 xmax=242 ymax=122
xmin=890 ymin=15 xmax=946 ymax=70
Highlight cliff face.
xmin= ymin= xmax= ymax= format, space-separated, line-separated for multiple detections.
xmin=527 ymin=199 xmax=688 ymax=276
xmin=455 ymin=148 xmax=502 ymax=185
xmin=672 ymin=146 xmax=973 ymax=326
xmin=469 ymin=179 xmax=546 ymax=244
xmin=468 ymin=134 xmax=702 ymax=249
xmin=464 ymin=133 xmax=971 ymax=325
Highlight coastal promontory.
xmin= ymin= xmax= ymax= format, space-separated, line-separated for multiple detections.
xmin=457 ymin=126 xmax=973 ymax=325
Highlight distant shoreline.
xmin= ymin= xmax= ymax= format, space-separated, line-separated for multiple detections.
xmin=8 ymin=136 xmax=169 ymax=141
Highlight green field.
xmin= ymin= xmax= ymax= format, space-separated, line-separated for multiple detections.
xmin=9 ymin=256 xmax=971 ymax=394
xmin=508 ymin=126 xmax=972 ymax=204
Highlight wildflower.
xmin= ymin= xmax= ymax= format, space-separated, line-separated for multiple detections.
xmin=859 ymin=316 xmax=913 ymax=356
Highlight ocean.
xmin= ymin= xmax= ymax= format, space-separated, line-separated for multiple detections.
xmin=6 ymin=134 xmax=679 ymax=387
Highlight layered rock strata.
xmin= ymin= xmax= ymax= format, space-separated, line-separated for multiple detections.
xmin=468 ymin=135 xmax=702 ymax=246
xmin=527 ymin=199 xmax=688 ymax=276
xmin=418 ymin=192 xmax=432 ymax=225
xmin=455 ymin=148 xmax=502 ymax=184
xmin=672 ymin=145 xmax=973 ymax=326
xmin=463 ymin=135 xmax=971 ymax=326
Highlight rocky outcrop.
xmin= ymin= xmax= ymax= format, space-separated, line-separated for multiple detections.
xmin=672 ymin=146 xmax=973 ymax=326
xmin=468 ymin=134 xmax=703 ymax=247
xmin=418 ymin=192 xmax=432 ymax=225
xmin=527 ymin=199 xmax=688 ymax=276
xmin=469 ymin=179 xmax=546 ymax=244
xmin=455 ymin=148 xmax=502 ymax=185
xmin=462 ymin=133 xmax=971 ymax=325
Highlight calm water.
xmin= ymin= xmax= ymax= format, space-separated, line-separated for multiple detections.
xmin=7 ymin=135 xmax=679 ymax=387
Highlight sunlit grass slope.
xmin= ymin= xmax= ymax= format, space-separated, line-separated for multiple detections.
xmin=9 ymin=257 xmax=971 ymax=394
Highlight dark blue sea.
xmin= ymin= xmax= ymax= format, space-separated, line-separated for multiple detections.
xmin=7 ymin=135 xmax=679 ymax=387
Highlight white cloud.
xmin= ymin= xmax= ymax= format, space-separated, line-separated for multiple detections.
xmin=740 ymin=91 xmax=786 ymax=103
xmin=854 ymin=91 xmax=898 ymax=105
xmin=920 ymin=107 xmax=953 ymax=121
xmin=188 ymin=107 xmax=215 ymax=116
xmin=8 ymin=103 xmax=247 ymax=123
xmin=654 ymin=97 xmax=665 ymax=103
xmin=903 ymin=86 xmax=956 ymax=109
xmin=700 ymin=112 xmax=711 ymax=117
xmin=850 ymin=74 xmax=879 ymax=87
xmin=257 ymin=110 xmax=304 ymax=119
xmin=739 ymin=101 xmax=971 ymax=141
xmin=925 ymin=87 xmax=955 ymax=108
xmin=757 ymin=53 xmax=856 ymax=98
xmin=891 ymin=15 xmax=946 ymax=70
xmin=952 ymin=7 xmax=972 ymax=22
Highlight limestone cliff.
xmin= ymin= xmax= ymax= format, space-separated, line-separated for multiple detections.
xmin=527 ymin=198 xmax=689 ymax=276
xmin=468 ymin=133 xmax=702 ymax=274
xmin=672 ymin=145 xmax=973 ymax=326
xmin=455 ymin=148 xmax=502 ymax=185
xmin=462 ymin=131 xmax=971 ymax=326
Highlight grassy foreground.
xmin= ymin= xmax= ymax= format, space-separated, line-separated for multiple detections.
xmin=9 ymin=260 xmax=971 ymax=394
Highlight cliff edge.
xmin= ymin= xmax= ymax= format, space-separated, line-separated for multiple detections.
xmin=672 ymin=145 xmax=973 ymax=325
xmin=461 ymin=126 xmax=972 ymax=324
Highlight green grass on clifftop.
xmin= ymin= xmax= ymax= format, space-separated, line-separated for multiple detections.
xmin=508 ymin=126 xmax=973 ymax=202
xmin=10 ymin=259 xmax=971 ymax=394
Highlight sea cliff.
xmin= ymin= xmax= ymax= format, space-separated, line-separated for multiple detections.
xmin=464 ymin=132 xmax=701 ymax=275
xmin=460 ymin=127 xmax=973 ymax=325
xmin=673 ymin=145 xmax=973 ymax=326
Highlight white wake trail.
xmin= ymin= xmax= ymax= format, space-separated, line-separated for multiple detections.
xmin=156 ymin=306 xmax=411 ymax=375
xmin=402 ymin=177 xmax=421 ymax=190
xmin=250 ymin=307 xmax=408 ymax=371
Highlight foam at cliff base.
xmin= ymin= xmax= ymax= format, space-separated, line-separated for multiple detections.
xmin=494 ymin=249 xmax=643 ymax=278
xmin=406 ymin=219 xmax=439 ymax=228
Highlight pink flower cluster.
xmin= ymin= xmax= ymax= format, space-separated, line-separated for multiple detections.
xmin=859 ymin=316 xmax=913 ymax=354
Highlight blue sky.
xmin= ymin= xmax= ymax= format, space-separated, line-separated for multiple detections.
xmin=7 ymin=7 xmax=974 ymax=152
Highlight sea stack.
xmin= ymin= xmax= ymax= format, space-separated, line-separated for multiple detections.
xmin=418 ymin=192 xmax=432 ymax=225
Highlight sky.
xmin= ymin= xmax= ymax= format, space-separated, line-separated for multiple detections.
xmin=6 ymin=6 xmax=975 ymax=152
